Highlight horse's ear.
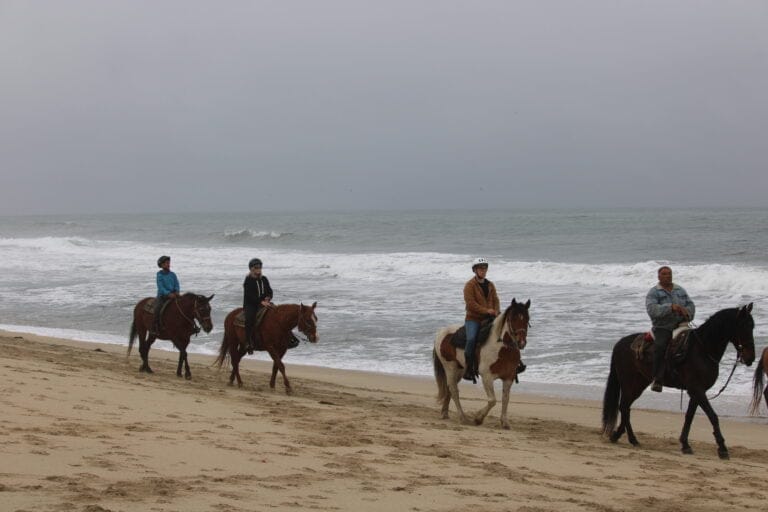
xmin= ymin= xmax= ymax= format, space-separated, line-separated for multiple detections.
xmin=207 ymin=294 xmax=215 ymax=302
xmin=746 ymin=302 xmax=753 ymax=313
xmin=311 ymin=301 xmax=317 ymax=310
xmin=511 ymin=298 xmax=517 ymax=306
xmin=524 ymin=299 xmax=531 ymax=309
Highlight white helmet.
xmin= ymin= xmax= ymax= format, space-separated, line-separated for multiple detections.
xmin=472 ymin=257 xmax=489 ymax=270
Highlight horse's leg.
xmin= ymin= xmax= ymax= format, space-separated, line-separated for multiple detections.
xmin=679 ymin=393 xmax=699 ymax=455
xmin=182 ymin=346 xmax=192 ymax=380
xmin=499 ymin=379 xmax=513 ymax=430
xmin=473 ymin=373 xmax=498 ymax=426
xmin=612 ymin=385 xmax=642 ymax=445
xmin=269 ymin=352 xmax=292 ymax=395
xmin=446 ymin=366 xmax=471 ymax=425
xmin=764 ymin=382 xmax=768 ymax=412
xmin=176 ymin=347 xmax=184 ymax=378
xmin=691 ymin=391 xmax=729 ymax=459
xmin=139 ymin=334 xmax=155 ymax=374
xmin=230 ymin=347 xmax=243 ymax=388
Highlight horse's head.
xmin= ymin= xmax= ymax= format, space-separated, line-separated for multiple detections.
xmin=502 ymin=298 xmax=530 ymax=349
xmin=297 ymin=302 xmax=318 ymax=343
xmin=732 ymin=302 xmax=755 ymax=366
xmin=194 ymin=294 xmax=215 ymax=334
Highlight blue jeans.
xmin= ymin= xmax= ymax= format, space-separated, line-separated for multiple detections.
xmin=464 ymin=320 xmax=480 ymax=359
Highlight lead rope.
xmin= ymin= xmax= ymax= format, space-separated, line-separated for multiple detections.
xmin=707 ymin=356 xmax=739 ymax=400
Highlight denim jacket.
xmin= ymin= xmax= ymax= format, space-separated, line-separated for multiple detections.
xmin=645 ymin=283 xmax=695 ymax=330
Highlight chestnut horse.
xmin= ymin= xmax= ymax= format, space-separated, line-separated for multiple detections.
xmin=749 ymin=346 xmax=768 ymax=415
xmin=128 ymin=293 xmax=214 ymax=379
xmin=214 ymin=303 xmax=318 ymax=394
xmin=433 ymin=299 xmax=530 ymax=429
xmin=602 ymin=304 xmax=755 ymax=459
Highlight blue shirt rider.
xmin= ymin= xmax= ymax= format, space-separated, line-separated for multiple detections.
xmin=152 ymin=255 xmax=180 ymax=335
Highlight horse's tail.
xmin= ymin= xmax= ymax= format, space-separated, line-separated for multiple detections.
xmin=213 ymin=332 xmax=230 ymax=369
xmin=433 ymin=348 xmax=449 ymax=405
xmin=128 ymin=319 xmax=137 ymax=356
xmin=749 ymin=352 xmax=765 ymax=415
xmin=601 ymin=345 xmax=621 ymax=436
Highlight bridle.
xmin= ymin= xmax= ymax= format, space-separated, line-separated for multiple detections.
xmin=500 ymin=310 xmax=528 ymax=349
xmin=296 ymin=305 xmax=317 ymax=341
xmin=175 ymin=296 xmax=211 ymax=334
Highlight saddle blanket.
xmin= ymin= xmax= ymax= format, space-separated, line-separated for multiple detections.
xmin=234 ymin=307 xmax=268 ymax=329
xmin=450 ymin=319 xmax=494 ymax=350
xmin=631 ymin=323 xmax=692 ymax=363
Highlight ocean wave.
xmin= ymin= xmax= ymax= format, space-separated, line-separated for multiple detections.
xmin=222 ymin=229 xmax=290 ymax=242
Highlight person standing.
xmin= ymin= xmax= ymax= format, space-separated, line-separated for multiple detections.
xmin=463 ymin=257 xmax=500 ymax=382
xmin=645 ymin=266 xmax=695 ymax=392
xmin=243 ymin=258 xmax=274 ymax=354
xmin=152 ymin=255 xmax=180 ymax=335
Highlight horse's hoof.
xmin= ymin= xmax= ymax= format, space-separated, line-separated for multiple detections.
xmin=501 ymin=423 xmax=511 ymax=430
xmin=682 ymin=446 xmax=693 ymax=455
xmin=609 ymin=432 xmax=620 ymax=443
xmin=140 ymin=366 xmax=153 ymax=374
xmin=185 ymin=375 xmax=192 ymax=381
xmin=474 ymin=417 xmax=484 ymax=426
xmin=440 ymin=413 xmax=449 ymax=420
xmin=629 ymin=438 xmax=639 ymax=447
xmin=718 ymin=449 xmax=729 ymax=460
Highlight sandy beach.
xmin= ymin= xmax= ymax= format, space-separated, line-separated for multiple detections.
xmin=1 ymin=330 xmax=767 ymax=512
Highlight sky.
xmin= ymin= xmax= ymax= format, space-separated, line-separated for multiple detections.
xmin=1 ymin=0 xmax=767 ymax=214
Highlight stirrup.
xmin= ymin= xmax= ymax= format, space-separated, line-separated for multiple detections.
xmin=516 ymin=362 xmax=526 ymax=374
xmin=650 ymin=380 xmax=663 ymax=392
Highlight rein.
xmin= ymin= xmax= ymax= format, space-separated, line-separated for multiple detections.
xmin=175 ymin=297 xmax=202 ymax=335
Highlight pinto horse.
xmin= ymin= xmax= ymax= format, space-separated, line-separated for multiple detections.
xmin=214 ymin=303 xmax=318 ymax=394
xmin=128 ymin=293 xmax=214 ymax=379
xmin=602 ymin=304 xmax=755 ymax=459
xmin=433 ymin=299 xmax=530 ymax=429
xmin=749 ymin=346 xmax=768 ymax=415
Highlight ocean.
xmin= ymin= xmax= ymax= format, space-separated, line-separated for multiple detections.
xmin=1 ymin=208 xmax=767 ymax=417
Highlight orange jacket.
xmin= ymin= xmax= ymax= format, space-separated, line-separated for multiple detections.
xmin=464 ymin=277 xmax=500 ymax=322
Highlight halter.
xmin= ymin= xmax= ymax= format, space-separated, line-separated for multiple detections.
xmin=499 ymin=310 xmax=528 ymax=349
xmin=175 ymin=296 xmax=210 ymax=334
xmin=295 ymin=305 xmax=316 ymax=341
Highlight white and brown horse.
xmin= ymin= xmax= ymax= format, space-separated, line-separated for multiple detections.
xmin=433 ymin=299 xmax=530 ymax=429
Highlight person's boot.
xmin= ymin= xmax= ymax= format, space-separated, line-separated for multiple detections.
xmin=516 ymin=361 xmax=526 ymax=374
xmin=651 ymin=347 xmax=665 ymax=392
xmin=463 ymin=353 xmax=476 ymax=383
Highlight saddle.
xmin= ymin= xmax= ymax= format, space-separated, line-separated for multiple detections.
xmin=143 ymin=298 xmax=173 ymax=317
xmin=631 ymin=323 xmax=693 ymax=366
xmin=234 ymin=307 xmax=269 ymax=329
xmin=234 ymin=308 xmax=301 ymax=350
xmin=450 ymin=318 xmax=494 ymax=350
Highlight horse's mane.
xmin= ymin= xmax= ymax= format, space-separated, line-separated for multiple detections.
xmin=696 ymin=306 xmax=753 ymax=338
xmin=489 ymin=303 xmax=526 ymax=341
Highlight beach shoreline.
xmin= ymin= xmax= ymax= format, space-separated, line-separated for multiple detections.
xmin=1 ymin=329 xmax=767 ymax=511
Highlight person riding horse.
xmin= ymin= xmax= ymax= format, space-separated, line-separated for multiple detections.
xmin=243 ymin=258 xmax=274 ymax=354
xmin=151 ymin=255 xmax=180 ymax=335
xmin=646 ymin=265 xmax=695 ymax=392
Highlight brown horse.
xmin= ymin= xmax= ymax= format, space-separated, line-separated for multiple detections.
xmin=214 ymin=302 xmax=318 ymax=394
xmin=128 ymin=293 xmax=214 ymax=379
xmin=433 ymin=299 xmax=530 ymax=429
xmin=750 ymin=346 xmax=768 ymax=415
xmin=602 ymin=304 xmax=755 ymax=459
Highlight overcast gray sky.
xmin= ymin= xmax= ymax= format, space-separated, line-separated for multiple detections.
xmin=1 ymin=1 xmax=766 ymax=214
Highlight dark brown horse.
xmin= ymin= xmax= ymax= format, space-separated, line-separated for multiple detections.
xmin=214 ymin=302 xmax=318 ymax=394
xmin=750 ymin=346 xmax=768 ymax=416
xmin=602 ymin=304 xmax=755 ymax=459
xmin=128 ymin=293 xmax=214 ymax=379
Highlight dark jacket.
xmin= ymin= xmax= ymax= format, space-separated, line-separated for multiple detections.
xmin=243 ymin=275 xmax=273 ymax=309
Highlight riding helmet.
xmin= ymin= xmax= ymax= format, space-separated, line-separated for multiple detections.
xmin=472 ymin=257 xmax=489 ymax=270
xmin=248 ymin=258 xmax=263 ymax=269
xmin=157 ymin=255 xmax=171 ymax=267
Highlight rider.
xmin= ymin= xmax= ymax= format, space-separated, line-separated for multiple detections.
xmin=243 ymin=258 xmax=274 ymax=354
xmin=646 ymin=265 xmax=695 ymax=392
xmin=463 ymin=257 xmax=500 ymax=382
xmin=152 ymin=255 xmax=180 ymax=335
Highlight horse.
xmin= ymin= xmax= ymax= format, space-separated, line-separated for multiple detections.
xmin=602 ymin=304 xmax=755 ymax=459
xmin=749 ymin=346 xmax=768 ymax=415
xmin=433 ymin=299 xmax=530 ymax=429
xmin=214 ymin=302 xmax=318 ymax=395
xmin=128 ymin=293 xmax=214 ymax=379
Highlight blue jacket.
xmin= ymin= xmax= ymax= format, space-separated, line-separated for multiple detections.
xmin=156 ymin=270 xmax=180 ymax=298
xmin=645 ymin=283 xmax=695 ymax=330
